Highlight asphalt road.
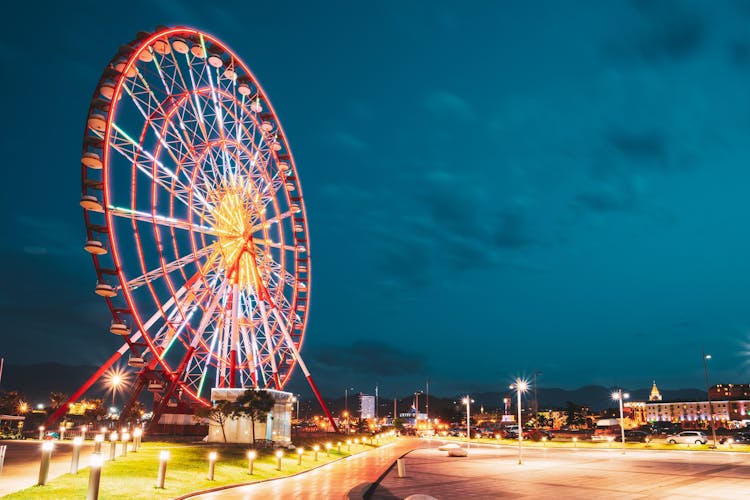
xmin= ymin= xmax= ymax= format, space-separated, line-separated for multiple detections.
xmin=0 ymin=439 xmax=96 ymax=497
xmin=371 ymin=440 xmax=750 ymax=499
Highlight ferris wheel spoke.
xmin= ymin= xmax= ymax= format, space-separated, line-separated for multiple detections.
xmin=123 ymin=245 xmax=215 ymax=291
xmin=108 ymin=205 xmax=219 ymax=236
xmin=249 ymin=210 xmax=293 ymax=232
xmin=108 ymin=123 xmax=213 ymax=218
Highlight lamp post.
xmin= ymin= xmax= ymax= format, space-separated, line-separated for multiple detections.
xmin=510 ymin=379 xmax=528 ymax=465
xmin=611 ymin=389 xmax=629 ymax=454
xmin=207 ymin=452 xmax=217 ymax=480
xmin=275 ymin=450 xmax=283 ymax=471
xmin=414 ymin=391 xmax=422 ymax=431
xmin=461 ymin=396 xmax=473 ymax=453
xmin=297 ymin=447 xmax=304 ymax=465
xmin=71 ymin=436 xmax=83 ymax=474
xmin=702 ymin=349 xmax=718 ymax=448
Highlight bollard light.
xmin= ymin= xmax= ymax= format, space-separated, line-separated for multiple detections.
xmin=542 ymin=436 xmax=548 ymax=447
xmin=59 ymin=425 xmax=66 ymax=441
xmin=247 ymin=450 xmax=257 ymax=475
xmin=121 ymin=433 xmax=130 ymax=457
xmin=38 ymin=426 xmax=45 ymax=441
xmin=100 ymin=427 xmax=107 ymax=435
xmin=156 ymin=450 xmax=169 ymax=488
xmin=297 ymin=447 xmax=304 ymax=465
xmin=573 ymin=437 xmax=578 ymax=448
xmin=81 ymin=426 xmax=88 ymax=441
xmin=313 ymin=444 xmax=320 ymax=461
xmin=109 ymin=432 xmax=118 ymax=461
xmin=275 ymin=449 xmax=283 ymax=470
xmin=94 ymin=434 xmax=104 ymax=453
xmin=71 ymin=436 xmax=83 ymax=474
xmin=346 ymin=439 xmax=352 ymax=451
xmin=337 ymin=441 xmax=342 ymax=453
xmin=207 ymin=451 xmax=217 ymax=480
xmin=133 ymin=428 xmax=143 ymax=452
xmin=38 ymin=441 xmax=54 ymax=485
xmin=325 ymin=442 xmax=332 ymax=456
xmin=87 ymin=453 xmax=103 ymax=500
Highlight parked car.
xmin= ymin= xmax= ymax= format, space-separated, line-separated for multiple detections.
xmin=720 ymin=432 xmax=750 ymax=445
xmin=666 ymin=431 xmax=707 ymax=445
xmin=624 ymin=430 xmax=651 ymax=443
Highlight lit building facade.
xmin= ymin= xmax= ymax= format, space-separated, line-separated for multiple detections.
xmin=711 ymin=384 xmax=750 ymax=400
xmin=359 ymin=394 xmax=375 ymax=419
xmin=637 ymin=400 xmax=749 ymax=427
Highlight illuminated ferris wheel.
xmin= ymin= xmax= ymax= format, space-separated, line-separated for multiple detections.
xmin=51 ymin=26 xmax=336 ymax=429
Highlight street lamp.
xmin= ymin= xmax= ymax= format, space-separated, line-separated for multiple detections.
xmin=611 ymin=389 xmax=629 ymax=454
xmin=510 ymin=379 xmax=528 ymax=465
xmin=109 ymin=374 xmax=122 ymax=407
xmin=702 ymin=349 xmax=718 ymax=448
xmin=461 ymin=396 xmax=473 ymax=453
xmin=414 ymin=391 xmax=423 ymax=431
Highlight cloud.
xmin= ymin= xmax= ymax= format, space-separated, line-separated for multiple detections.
xmin=311 ymin=340 xmax=427 ymax=376
xmin=606 ymin=1 xmax=707 ymax=62
xmin=326 ymin=130 xmax=368 ymax=151
xmin=423 ymin=90 xmax=475 ymax=121
xmin=608 ymin=129 xmax=666 ymax=162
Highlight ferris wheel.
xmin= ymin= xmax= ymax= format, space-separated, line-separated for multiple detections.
xmin=50 ymin=26 xmax=336 ymax=429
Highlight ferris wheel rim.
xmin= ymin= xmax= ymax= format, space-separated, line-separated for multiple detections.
xmin=82 ymin=26 xmax=312 ymax=404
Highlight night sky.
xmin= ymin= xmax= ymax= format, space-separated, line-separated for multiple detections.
xmin=2 ymin=0 xmax=750 ymax=400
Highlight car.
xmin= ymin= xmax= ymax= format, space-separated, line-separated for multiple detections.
xmin=720 ymin=432 xmax=750 ymax=445
xmin=624 ymin=430 xmax=651 ymax=443
xmin=666 ymin=431 xmax=708 ymax=445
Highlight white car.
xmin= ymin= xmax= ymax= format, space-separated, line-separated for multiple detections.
xmin=665 ymin=431 xmax=708 ymax=445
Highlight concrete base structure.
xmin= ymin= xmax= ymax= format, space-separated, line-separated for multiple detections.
xmin=206 ymin=388 xmax=293 ymax=445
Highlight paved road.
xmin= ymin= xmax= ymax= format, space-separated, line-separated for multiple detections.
xmin=372 ymin=440 xmax=750 ymax=499
xmin=0 ymin=439 xmax=97 ymax=497
xmin=184 ymin=439 xmax=419 ymax=500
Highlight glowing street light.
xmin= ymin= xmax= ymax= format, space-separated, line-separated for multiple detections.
xmin=510 ymin=379 xmax=529 ymax=465
xmin=702 ymin=349 xmax=718 ymax=448
xmin=247 ymin=450 xmax=257 ymax=475
xmin=297 ymin=447 xmax=304 ymax=465
xmin=461 ymin=396 xmax=474 ymax=453
xmin=611 ymin=389 xmax=629 ymax=454
xmin=313 ymin=444 xmax=320 ymax=461
xmin=275 ymin=449 xmax=284 ymax=470
xmin=325 ymin=442 xmax=332 ymax=456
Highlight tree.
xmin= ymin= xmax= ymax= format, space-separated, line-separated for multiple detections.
xmin=49 ymin=392 xmax=69 ymax=410
xmin=0 ymin=391 xmax=25 ymax=415
xmin=233 ymin=389 xmax=276 ymax=444
xmin=195 ymin=400 xmax=235 ymax=443
xmin=393 ymin=417 xmax=405 ymax=432
xmin=121 ymin=401 xmax=146 ymax=425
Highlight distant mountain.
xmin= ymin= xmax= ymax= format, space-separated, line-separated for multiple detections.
xmin=0 ymin=362 xmax=706 ymax=412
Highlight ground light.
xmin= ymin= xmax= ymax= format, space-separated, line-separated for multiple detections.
xmin=297 ymin=447 xmax=304 ymax=465
xmin=81 ymin=425 xmax=88 ymax=440
xmin=275 ymin=450 xmax=284 ymax=470
xmin=108 ymin=432 xmax=118 ymax=461
xmin=132 ymin=428 xmax=142 ymax=452
xmin=313 ymin=444 xmax=320 ymax=461
xmin=121 ymin=432 xmax=130 ymax=457
xmin=38 ymin=441 xmax=53 ymax=485
xmin=71 ymin=436 xmax=83 ymax=474
xmin=510 ymin=379 xmax=529 ymax=465
xmin=94 ymin=434 xmax=103 ymax=453
xmin=156 ymin=450 xmax=169 ymax=488
xmin=207 ymin=452 xmax=217 ymax=480
xmin=87 ymin=453 xmax=103 ymax=500
xmin=247 ymin=450 xmax=257 ymax=475
xmin=325 ymin=442 xmax=332 ymax=456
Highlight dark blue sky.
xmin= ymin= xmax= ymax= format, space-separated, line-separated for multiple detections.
xmin=2 ymin=0 xmax=750 ymax=399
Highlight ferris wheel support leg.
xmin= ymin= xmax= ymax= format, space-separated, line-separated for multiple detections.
xmin=45 ymin=344 xmax=129 ymax=427
xmin=304 ymin=373 xmax=339 ymax=433
xmin=229 ymin=349 xmax=237 ymax=388
xmin=120 ymin=375 xmax=147 ymax=422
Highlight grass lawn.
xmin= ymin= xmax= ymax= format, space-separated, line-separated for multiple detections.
xmin=439 ymin=435 xmax=750 ymax=452
xmin=5 ymin=436 xmax=386 ymax=500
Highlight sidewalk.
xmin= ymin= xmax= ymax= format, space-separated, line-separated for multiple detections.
xmin=182 ymin=438 xmax=420 ymax=500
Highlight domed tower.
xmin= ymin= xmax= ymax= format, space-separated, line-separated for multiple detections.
xmin=649 ymin=381 xmax=662 ymax=402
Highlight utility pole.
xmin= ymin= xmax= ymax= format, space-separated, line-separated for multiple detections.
xmin=375 ymin=384 xmax=378 ymax=421
xmin=426 ymin=379 xmax=429 ymax=430
xmin=533 ymin=370 xmax=542 ymax=427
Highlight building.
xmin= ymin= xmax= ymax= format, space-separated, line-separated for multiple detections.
xmin=625 ymin=381 xmax=750 ymax=428
xmin=359 ymin=394 xmax=375 ymax=419
xmin=205 ymin=388 xmax=293 ymax=444
xmin=711 ymin=384 xmax=750 ymax=400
